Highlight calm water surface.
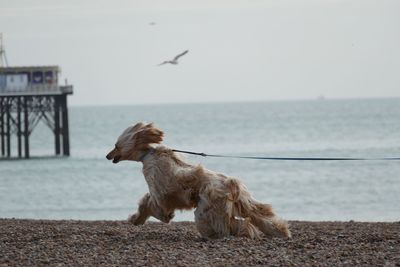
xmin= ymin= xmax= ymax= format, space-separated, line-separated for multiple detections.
xmin=1 ymin=99 xmax=399 ymax=221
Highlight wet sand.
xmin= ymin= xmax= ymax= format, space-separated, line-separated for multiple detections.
xmin=0 ymin=219 xmax=399 ymax=266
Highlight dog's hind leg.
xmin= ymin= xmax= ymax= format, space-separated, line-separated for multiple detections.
xmin=194 ymin=197 xmax=225 ymax=238
xmin=224 ymin=178 xmax=291 ymax=238
xmin=249 ymin=202 xmax=291 ymax=238
xmin=128 ymin=193 xmax=175 ymax=225
xmin=229 ymin=217 xmax=262 ymax=239
xmin=195 ymin=198 xmax=261 ymax=239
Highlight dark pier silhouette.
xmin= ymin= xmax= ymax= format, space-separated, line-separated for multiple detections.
xmin=0 ymin=66 xmax=73 ymax=159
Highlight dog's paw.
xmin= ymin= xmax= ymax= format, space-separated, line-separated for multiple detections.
xmin=127 ymin=214 xmax=136 ymax=224
xmin=196 ymin=236 xmax=209 ymax=242
xmin=128 ymin=213 xmax=144 ymax=225
xmin=159 ymin=212 xmax=175 ymax=223
xmin=166 ymin=212 xmax=175 ymax=222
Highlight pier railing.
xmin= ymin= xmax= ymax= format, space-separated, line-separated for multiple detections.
xmin=0 ymin=85 xmax=73 ymax=96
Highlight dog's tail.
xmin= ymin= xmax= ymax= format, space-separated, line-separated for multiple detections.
xmin=224 ymin=178 xmax=291 ymax=238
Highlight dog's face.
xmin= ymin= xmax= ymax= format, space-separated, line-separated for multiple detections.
xmin=106 ymin=122 xmax=163 ymax=163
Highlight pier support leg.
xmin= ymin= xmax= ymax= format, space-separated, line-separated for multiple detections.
xmin=24 ymin=97 xmax=30 ymax=159
xmin=6 ymin=98 xmax=11 ymax=157
xmin=0 ymin=97 xmax=4 ymax=156
xmin=54 ymin=96 xmax=61 ymax=155
xmin=61 ymin=94 xmax=70 ymax=156
xmin=17 ymin=97 xmax=22 ymax=158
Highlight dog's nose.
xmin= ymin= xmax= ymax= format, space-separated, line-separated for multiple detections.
xmin=106 ymin=150 xmax=114 ymax=160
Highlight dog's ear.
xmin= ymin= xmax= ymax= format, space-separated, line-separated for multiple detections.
xmin=134 ymin=123 xmax=164 ymax=149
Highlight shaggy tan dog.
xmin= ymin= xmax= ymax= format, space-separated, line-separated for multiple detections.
xmin=106 ymin=122 xmax=291 ymax=239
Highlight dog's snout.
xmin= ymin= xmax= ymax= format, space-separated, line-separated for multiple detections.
xmin=106 ymin=149 xmax=121 ymax=163
xmin=106 ymin=148 xmax=117 ymax=161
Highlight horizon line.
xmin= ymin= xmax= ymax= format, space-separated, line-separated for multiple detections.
xmin=68 ymin=96 xmax=400 ymax=108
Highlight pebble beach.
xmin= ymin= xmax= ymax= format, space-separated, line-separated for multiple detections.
xmin=1 ymin=219 xmax=399 ymax=266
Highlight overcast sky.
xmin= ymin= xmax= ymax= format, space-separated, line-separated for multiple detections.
xmin=1 ymin=0 xmax=399 ymax=106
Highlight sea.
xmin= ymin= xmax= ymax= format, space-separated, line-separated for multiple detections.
xmin=0 ymin=98 xmax=399 ymax=222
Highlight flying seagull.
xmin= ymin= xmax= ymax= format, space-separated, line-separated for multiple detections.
xmin=157 ymin=50 xmax=189 ymax=66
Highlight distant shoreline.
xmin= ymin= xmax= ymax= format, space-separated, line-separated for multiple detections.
xmin=1 ymin=219 xmax=399 ymax=266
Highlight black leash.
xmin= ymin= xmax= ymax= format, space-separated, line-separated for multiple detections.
xmin=172 ymin=149 xmax=400 ymax=161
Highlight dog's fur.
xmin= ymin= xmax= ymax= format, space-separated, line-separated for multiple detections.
xmin=106 ymin=122 xmax=291 ymax=239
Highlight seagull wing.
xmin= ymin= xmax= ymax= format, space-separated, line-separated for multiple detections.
xmin=173 ymin=50 xmax=189 ymax=61
xmin=157 ymin=61 xmax=169 ymax=66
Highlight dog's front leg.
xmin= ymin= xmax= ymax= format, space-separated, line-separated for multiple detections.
xmin=128 ymin=193 xmax=175 ymax=225
xmin=128 ymin=193 xmax=152 ymax=225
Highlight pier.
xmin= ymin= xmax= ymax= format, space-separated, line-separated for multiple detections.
xmin=0 ymin=66 xmax=73 ymax=158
